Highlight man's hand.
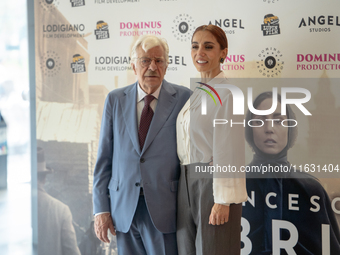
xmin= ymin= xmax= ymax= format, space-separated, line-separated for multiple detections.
xmin=209 ymin=203 xmax=230 ymax=225
xmin=94 ymin=213 xmax=116 ymax=243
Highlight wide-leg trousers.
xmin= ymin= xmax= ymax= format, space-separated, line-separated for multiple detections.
xmin=177 ymin=164 xmax=242 ymax=255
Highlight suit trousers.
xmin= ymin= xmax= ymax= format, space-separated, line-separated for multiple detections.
xmin=116 ymin=196 xmax=177 ymax=255
xmin=177 ymin=164 xmax=242 ymax=255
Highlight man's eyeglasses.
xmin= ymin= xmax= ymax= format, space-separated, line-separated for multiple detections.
xmin=136 ymin=57 xmax=166 ymax=68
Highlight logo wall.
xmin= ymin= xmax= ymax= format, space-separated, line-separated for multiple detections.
xmin=222 ymin=55 xmax=245 ymax=71
xmin=297 ymin=53 xmax=340 ymax=71
xmin=261 ymin=14 xmax=280 ymax=36
xmin=95 ymin=21 xmax=110 ymax=40
xmin=119 ymin=21 xmax=162 ymax=36
xmin=208 ymin=18 xmax=245 ymax=35
xmin=40 ymin=52 xmax=61 ymax=77
xmin=38 ymin=0 xmax=60 ymax=11
xmin=94 ymin=0 xmax=140 ymax=4
xmin=262 ymin=0 xmax=279 ymax=3
xmin=93 ymin=55 xmax=188 ymax=72
xmin=42 ymin=24 xmax=86 ymax=39
xmin=167 ymin=55 xmax=187 ymax=71
xmin=298 ymin=15 xmax=340 ymax=32
xmin=172 ymin=14 xmax=195 ymax=42
xmin=70 ymin=0 xmax=85 ymax=7
xmin=257 ymin=47 xmax=284 ymax=77
xmin=71 ymin=54 xmax=86 ymax=73
xmin=94 ymin=56 xmax=132 ymax=72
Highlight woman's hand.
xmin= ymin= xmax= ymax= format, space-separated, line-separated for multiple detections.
xmin=209 ymin=203 xmax=229 ymax=225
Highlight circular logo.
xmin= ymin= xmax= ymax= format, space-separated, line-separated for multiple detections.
xmin=39 ymin=0 xmax=59 ymax=11
xmin=172 ymin=14 xmax=195 ymax=42
xmin=257 ymin=47 xmax=284 ymax=77
xmin=264 ymin=56 xmax=276 ymax=69
xmin=178 ymin=22 xmax=189 ymax=34
xmin=46 ymin=58 xmax=55 ymax=69
xmin=40 ymin=51 xmax=61 ymax=77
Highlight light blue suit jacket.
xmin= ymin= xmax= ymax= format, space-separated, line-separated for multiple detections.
xmin=93 ymin=80 xmax=191 ymax=233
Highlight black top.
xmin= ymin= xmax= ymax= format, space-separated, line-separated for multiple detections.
xmin=242 ymin=153 xmax=340 ymax=254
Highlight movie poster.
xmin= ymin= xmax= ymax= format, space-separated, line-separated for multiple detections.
xmin=31 ymin=0 xmax=340 ymax=254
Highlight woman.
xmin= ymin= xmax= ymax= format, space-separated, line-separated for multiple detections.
xmin=176 ymin=24 xmax=247 ymax=255
xmin=242 ymin=92 xmax=340 ymax=254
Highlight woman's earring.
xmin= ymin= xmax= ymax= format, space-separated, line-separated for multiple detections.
xmin=220 ymin=58 xmax=224 ymax=63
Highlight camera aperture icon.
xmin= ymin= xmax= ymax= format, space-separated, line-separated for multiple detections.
xmin=257 ymin=47 xmax=284 ymax=77
xmin=172 ymin=14 xmax=195 ymax=42
xmin=40 ymin=51 xmax=61 ymax=77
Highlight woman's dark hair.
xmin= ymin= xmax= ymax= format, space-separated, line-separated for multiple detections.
xmin=191 ymin=25 xmax=228 ymax=50
xmin=245 ymin=91 xmax=298 ymax=152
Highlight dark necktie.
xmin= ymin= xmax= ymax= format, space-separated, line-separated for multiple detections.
xmin=138 ymin=94 xmax=155 ymax=150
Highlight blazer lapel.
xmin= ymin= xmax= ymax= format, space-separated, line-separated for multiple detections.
xmin=120 ymin=82 xmax=141 ymax=155
xmin=141 ymin=80 xmax=177 ymax=154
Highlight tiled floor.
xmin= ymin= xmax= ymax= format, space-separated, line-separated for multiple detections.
xmin=0 ymin=153 xmax=34 ymax=255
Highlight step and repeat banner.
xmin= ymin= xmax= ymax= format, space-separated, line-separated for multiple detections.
xmin=33 ymin=0 xmax=340 ymax=254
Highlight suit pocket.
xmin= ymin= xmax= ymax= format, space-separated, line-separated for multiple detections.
xmin=108 ymin=178 xmax=119 ymax=191
xmin=170 ymin=180 xmax=179 ymax=192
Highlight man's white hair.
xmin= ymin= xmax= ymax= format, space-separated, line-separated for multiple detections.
xmin=131 ymin=35 xmax=169 ymax=64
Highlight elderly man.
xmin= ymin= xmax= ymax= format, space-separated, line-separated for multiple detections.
xmin=93 ymin=35 xmax=191 ymax=255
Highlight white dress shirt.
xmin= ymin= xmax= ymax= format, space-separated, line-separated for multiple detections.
xmin=176 ymin=72 xmax=247 ymax=205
